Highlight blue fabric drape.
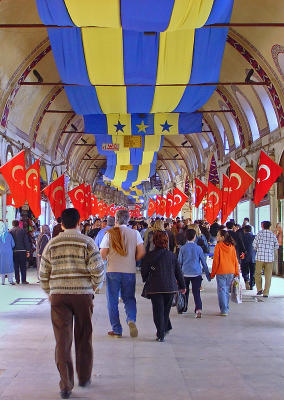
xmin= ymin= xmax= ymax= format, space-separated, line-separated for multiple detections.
xmin=123 ymin=31 xmax=159 ymax=113
xmin=36 ymin=0 xmax=74 ymax=25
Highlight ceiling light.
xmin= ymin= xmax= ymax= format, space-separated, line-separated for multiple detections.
xmin=181 ymin=140 xmax=188 ymax=146
xmin=174 ymin=154 xmax=179 ymax=158
xmin=33 ymin=69 xmax=43 ymax=83
xmin=71 ymin=123 xmax=77 ymax=131
xmin=245 ymin=69 xmax=254 ymax=83
xmin=81 ymin=138 xmax=87 ymax=144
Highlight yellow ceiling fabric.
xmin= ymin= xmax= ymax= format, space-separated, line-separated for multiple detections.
xmin=82 ymin=27 xmax=127 ymax=114
xmin=154 ymin=113 xmax=179 ymax=135
xmin=150 ymin=29 xmax=195 ymax=113
xmin=131 ymin=136 xmax=162 ymax=187
xmin=64 ymin=0 xmax=121 ymax=28
xmin=106 ymin=114 xmax=132 ymax=135
xmin=111 ymin=136 xmax=131 ymax=185
xmin=166 ymin=0 xmax=214 ymax=31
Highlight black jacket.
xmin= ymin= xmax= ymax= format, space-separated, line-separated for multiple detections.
xmin=141 ymin=248 xmax=185 ymax=294
xmin=9 ymin=227 xmax=30 ymax=252
xmin=227 ymin=229 xmax=245 ymax=258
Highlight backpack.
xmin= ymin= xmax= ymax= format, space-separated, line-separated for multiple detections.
xmin=197 ymin=236 xmax=210 ymax=254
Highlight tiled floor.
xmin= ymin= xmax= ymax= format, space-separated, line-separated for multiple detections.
xmin=0 ymin=268 xmax=284 ymax=400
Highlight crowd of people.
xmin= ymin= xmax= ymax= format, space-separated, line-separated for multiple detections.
xmin=0 ymin=210 xmax=282 ymax=399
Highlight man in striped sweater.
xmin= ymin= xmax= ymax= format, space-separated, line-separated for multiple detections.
xmin=40 ymin=208 xmax=104 ymax=399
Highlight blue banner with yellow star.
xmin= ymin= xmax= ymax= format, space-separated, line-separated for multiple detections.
xmin=84 ymin=112 xmax=202 ymax=136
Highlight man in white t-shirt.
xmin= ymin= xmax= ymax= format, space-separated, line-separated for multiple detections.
xmin=100 ymin=210 xmax=145 ymax=338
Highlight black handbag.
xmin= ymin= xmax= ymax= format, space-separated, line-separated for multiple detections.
xmin=141 ymin=266 xmax=155 ymax=299
xmin=176 ymin=292 xmax=187 ymax=314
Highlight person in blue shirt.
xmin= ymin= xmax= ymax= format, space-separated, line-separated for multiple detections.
xmin=94 ymin=216 xmax=115 ymax=291
xmin=178 ymin=229 xmax=211 ymax=318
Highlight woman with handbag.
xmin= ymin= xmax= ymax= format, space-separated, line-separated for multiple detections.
xmin=211 ymin=230 xmax=239 ymax=316
xmin=141 ymin=231 xmax=185 ymax=342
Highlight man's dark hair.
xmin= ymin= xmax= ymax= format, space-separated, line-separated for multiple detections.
xmin=56 ymin=217 xmax=62 ymax=224
xmin=262 ymin=221 xmax=271 ymax=230
xmin=244 ymin=217 xmax=249 ymax=223
xmin=12 ymin=220 xmax=19 ymax=227
xmin=186 ymin=229 xmax=196 ymax=242
xmin=226 ymin=221 xmax=234 ymax=230
xmin=244 ymin=225 xmax=252 ymax=232
xmin=61 ymin=208 xmax=80 ymax=229
xmin=164 ymin=222 xmax=169 ymax=229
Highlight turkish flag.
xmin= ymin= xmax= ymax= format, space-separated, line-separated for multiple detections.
xmin=160 ymin=196 xmax=166 ymax=217
xmin=84 ymin=184 xmax=92 ymax=219
xmin=43 ymin=175 xmax=66 ymax=219
xmin=0 ymin=150 xmax=26 ymax=207
xmin=172 ymin=188 xmax=188 ymax=218
xmin=226 ymin=160 xmax=254 ymax=216
xmin=166 ymin=192 xmax=173 ymax=218
xmin=68 ymin=183 xmax=86 ymax=220
xmin=102 ymin=203 xmax=108 ymax=217
xmin=97 ymin=200 xmax=104 ymax=218
xmin=91 ymin=194 xmax=98 ymax=216
xmin=108 ymin=204 xmax=116 ymax=217
xmin=221 ymin=174 xmax=230 ymax=224
xmin=156 ymin=196 xmax=161 ymax=216
xmin=6 ymin=193 xmax=15 ymax=207
xmin=194 ymin=178 xmax=207 ymax=208
xmin=254 ymin=151 xmax=282 ymax=205
xmin=205 ymin=182 xmax=222 ymax=225
xmin=147 ymin=198 xmax=156 ymax=217
xmin=26 ymin=159 xmax=41 ymax=218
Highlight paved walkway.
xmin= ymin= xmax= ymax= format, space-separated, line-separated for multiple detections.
xmin=0 ymin=269 xmax=284 ymax=400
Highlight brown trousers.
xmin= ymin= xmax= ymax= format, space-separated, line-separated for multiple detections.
xmin=50 ymin=294 xmax=93 ymax=391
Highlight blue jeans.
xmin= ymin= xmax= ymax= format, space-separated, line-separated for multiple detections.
xmin=216 ymin=274 xmax=234 ymax=314
xmin=106 ymin=272 xmax=136 ymax=335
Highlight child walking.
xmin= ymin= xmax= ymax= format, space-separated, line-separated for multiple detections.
xmin=211 ymin=230 xmax=239 ymax=316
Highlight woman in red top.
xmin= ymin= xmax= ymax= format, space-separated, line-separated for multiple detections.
xmin=211 ymin=230 xmax=239 ymax=316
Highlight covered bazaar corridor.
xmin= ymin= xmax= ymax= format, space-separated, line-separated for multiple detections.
xmin=0 ymin=1 xmax=284 ymax=400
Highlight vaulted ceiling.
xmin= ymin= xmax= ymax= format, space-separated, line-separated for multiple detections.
xmin=0 ymin=0 xmax=283 ymax=193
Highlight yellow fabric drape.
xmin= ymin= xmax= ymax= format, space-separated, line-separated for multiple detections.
xmin=82 ymin=27 xmax=126 ymax=114
xmin=150 ymin=29 xmax=195 ymax=113
xmin=154 ymin=113 xmax=179 ymax=135
xmin=111 ymin=136 xmax=130 ymax=185
xmin=106 ymin=114 xmax=132 ymax=135
xmin=64 ymin=0 xmax=121 ymax=28
xmin=131 ymin=136 xmax=162 ymax=187
xmin=166 ymin=0 xmax=214 ymax=31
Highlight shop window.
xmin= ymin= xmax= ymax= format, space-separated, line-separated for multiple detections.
xmin=236 ymin=91 xmax=259 ymax=141
xmin=237 ymin=201 xmax=250 ymax=226
xmin=255 ymin=205 xmax=270 ymax=234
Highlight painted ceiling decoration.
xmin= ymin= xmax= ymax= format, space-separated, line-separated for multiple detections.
xmin=36 ymin=0 xmax=234 ymax=190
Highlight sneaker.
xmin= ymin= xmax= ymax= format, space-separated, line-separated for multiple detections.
xmin=60 ymin=390 xmax=72 ymax=399
xmin=128 ymin=321 xmax=138 ymax=338
xmin=9 ymin=282 xmax=16 ymax=285
xmin=245 ymin=281 xmax=250 ymax=290
xmin=263 ymin=295 xmax=268 ymax=298
xmin=220 ymin=313 xmax=228 ymax=316
xmin=256 ymin=290 xmax=263 ymax=295
xmin=79 ymin=379 xmax=91 ymax=387
xmin=156 ymin=337 xmax=165 ymax=342
xmin=107 ymin=331 xmax=122 ymax=338
xmin=22 ymin=281 xmax=29 ymax=285
xmin=196 ymin=311 xmax=202 ymax=319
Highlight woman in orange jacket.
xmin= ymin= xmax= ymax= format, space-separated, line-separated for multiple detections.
xmin=211 ymin=230 xmax=239 ymax=316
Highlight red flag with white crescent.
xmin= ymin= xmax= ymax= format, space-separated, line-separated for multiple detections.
xmin=160 ymin=196 xmax=166 ymax=217
xmin=147 ymin=198 xmax=156 ymax=217
xmin=156 ymin=195 xmax=162 ymax=216
xmin=91 ymin=194 xmax=98 ymax=216
xmin=26 ymin=159 xmax=41 ymax=218
xmin=254 ymin=151 xmax=282 ymax=205
xmin=68 ymin=183 xmax=86 ymax=219
xmin=97 ymin=200 xmax=104 ymax=219
xmin=226 ymin=160 xmax=254 ymax=216
xmin=43 ymin=175 xmax=66 ymax=219
xmin=0 ymin=150 xmax=26 ymax=208
xmin=205 ymin=182 xmax=222 ymax=225
xmin=172 ymin=188 xmax=188 ymax=218
xmin=166 ymin=192 xmax=173 ymax=218
xmin=84 ymin=184 xmax=92 ymax=219
xmin=221 ymin=174 xmax=230 ymax=224
xmin=194 ymin=178 xmax=207 ymax=208
xmin=108 ymin=204 xmax=116 ymax=217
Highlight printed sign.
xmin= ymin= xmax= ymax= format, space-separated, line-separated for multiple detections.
xmin=120 ymin=165 xmax=133 ymax=171
xmin=123 ymin=136 xmax=142 ymax=148
xmin=102 ymin=143 xmax=119 ymax=151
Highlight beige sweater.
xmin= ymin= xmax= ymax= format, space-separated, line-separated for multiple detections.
xmin=40 ymin=229 xmax=104 ymax=295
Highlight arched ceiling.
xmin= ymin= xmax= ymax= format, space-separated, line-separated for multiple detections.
xmin=0 ymin=0 xmax=283 ymax=193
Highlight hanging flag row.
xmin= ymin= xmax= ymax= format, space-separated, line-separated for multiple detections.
xmin=193 ymin=151 xmax=282 ymax=224
xmin=147 ymin=187 xmax=188 ymax=218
